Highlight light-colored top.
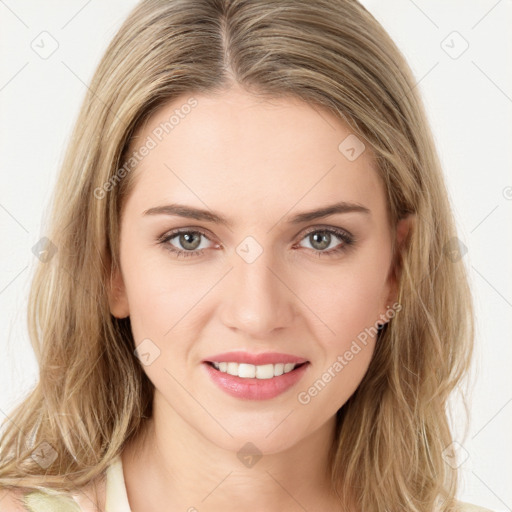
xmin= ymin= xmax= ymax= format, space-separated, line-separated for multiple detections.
xmin=19 ymin=454 xmax=131 ymax=512
xmin=102 ymin=454 xmax=132 ymax=512
xmin=15 ymin=454 xmax=494 ymax=511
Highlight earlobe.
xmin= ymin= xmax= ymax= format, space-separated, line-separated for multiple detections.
xmin=108 ymin=267 xmax=130 ymax=319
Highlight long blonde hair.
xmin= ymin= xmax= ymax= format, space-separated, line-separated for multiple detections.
xmin=0 ymin=1 xmax=474 ymax=510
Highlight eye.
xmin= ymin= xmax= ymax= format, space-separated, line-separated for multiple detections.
xmin=157 ymin=226 xmax=355 ymax=259
xmin=295 ymin=226 xmax=355 ymax=257
xmin=158 ymin=229 xmax=216 ymax=258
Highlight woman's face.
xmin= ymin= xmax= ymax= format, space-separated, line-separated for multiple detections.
xmin=109 ymin=85 xmax=407 ymax=454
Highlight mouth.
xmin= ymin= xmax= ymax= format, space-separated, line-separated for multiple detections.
xmin=205 ymin=360 xmax=309 ymax=379
xmin=202 ymin=360 xmax=310 ymax=400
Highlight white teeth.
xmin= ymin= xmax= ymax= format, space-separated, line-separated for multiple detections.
xmin=210 ymin=361 xmax=300 ymax=379
xmin=255 ymin=364 xmax=274 ymax=379
xmin=227 ymin=362 xmax=238 ymax=376
xmin=274 ymin=363 xmax=284 ymax=376
xmin=238 ymin=363 xmax=256 ymax=378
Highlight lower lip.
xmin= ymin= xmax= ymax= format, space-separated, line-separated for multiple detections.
xmin=202 ymin=362 xmax=310 ymax=400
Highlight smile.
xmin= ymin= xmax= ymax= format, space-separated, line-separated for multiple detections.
xmin=208 ymin=361 xmax=304 ymax=379
xmin=203 ymin=361 xmax=310 ymax=400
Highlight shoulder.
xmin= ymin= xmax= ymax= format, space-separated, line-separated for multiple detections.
xmin=0 ymin=459 xmax=110 ymax=512
xmin=0 ymin=486 xmax=82 ymax=511
xmin=0 ymin=481 xmax=102 ymax=511
xmin=455 ymin=500 xmax=496 ymax=512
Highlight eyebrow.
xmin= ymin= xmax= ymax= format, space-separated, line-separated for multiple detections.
xmin=142 ymin=201 xmax=371 ymax=227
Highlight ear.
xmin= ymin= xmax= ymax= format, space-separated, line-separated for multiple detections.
xmin=383 ymin=213 xmax=415 ymax=311
xmin=108 ymin=265 xmax=130 ymax=319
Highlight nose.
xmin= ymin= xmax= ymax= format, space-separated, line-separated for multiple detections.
xmin=219 ymin=245 xmax=296 ymax=338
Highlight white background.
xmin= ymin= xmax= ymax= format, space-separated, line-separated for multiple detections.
xmin=0 ymin=1 xmax=510 ymax=510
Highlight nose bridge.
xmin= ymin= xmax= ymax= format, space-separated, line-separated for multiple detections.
xmin=219 ymin=236 xmax=294 ymax=336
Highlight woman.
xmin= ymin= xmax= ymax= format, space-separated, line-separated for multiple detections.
xmin=0 ymin=0 xmax=491 ymax=510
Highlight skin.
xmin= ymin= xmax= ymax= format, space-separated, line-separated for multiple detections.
xmin=108 ymin=84 xmax=412 ymax=512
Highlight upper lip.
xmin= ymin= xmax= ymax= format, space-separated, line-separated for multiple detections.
xmin=203 ymin=351 xmax=308 ymax=365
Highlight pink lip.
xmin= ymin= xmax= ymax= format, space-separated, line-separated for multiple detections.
xmin=202 ymin=361 xmax=310 ymax=400
xmin=203 ymin=351 xmax=308 ymax=365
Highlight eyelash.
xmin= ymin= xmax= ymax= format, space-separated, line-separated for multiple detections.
xmin=157 ymin=226 xmax=356 ymax=259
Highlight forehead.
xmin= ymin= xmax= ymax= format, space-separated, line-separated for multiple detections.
xmin=123 ymin=88 xmax=387 ymax=226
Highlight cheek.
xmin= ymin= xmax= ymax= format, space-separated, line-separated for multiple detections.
xmin=119 ymin=238 xmax=180 ymax=338
xmin=120 ymin=242 xmax=221 ymax=362
xmin=126 ymin=270 xmax=193 ymax=340
xmin=297 ymin=261 xmax=388 ymax=345
xmin=121 ymin=257 xmax=200 ymax=389
xmin=295 ymin=271 xmax=381 ymax=412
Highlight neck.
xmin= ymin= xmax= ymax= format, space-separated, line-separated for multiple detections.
xmin=121 ymin=392 xmax=350 ymax=511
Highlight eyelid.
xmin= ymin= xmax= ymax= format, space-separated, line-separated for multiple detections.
xmin=158 ymin=224 xmax=355 ymax=257
xmin=298 ymin=224 xmax=354 ymax=239
xmin=157 ymin=226 xmax=218 ymax=244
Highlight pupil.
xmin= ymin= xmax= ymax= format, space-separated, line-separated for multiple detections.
xmin=181 ymin=232 xmax=200 ymax=250
xmin=311 ymin=232 xmax=330 ymax=250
